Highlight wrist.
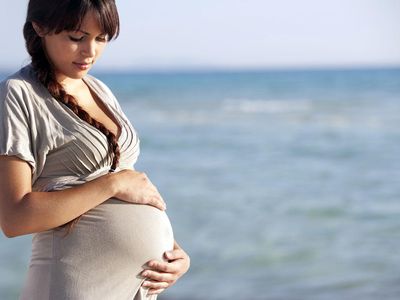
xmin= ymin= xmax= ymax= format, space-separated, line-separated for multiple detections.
xmin=104 ymin=171 xmax=119 ymax=198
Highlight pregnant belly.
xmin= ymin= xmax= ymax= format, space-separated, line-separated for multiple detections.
xmin=48 ymin=199 xmax=174 ymax=276
xmin=25 ymin=199 xmax=174 ymax=298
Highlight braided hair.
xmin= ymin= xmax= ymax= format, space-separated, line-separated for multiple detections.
xmin=23 ymin=0 xmax=120 ymax=233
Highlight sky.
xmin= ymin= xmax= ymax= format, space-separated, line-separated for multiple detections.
xmin=0 ymin=0 xmax=399 ymax=71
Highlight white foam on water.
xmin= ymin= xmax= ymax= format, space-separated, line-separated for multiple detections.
xmin=222 ymin=98 xmax=313 ymax=114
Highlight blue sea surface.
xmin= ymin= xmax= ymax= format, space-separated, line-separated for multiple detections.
xmin=1 ymin=67 xmax=400 ymax=299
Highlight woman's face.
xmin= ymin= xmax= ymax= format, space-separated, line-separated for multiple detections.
xmin=38 ymin=10 xmax=108 ymax=84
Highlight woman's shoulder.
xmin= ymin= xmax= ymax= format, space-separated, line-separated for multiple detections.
xmin=0 ymin=65 xmax=52 ymax=123
xmin=0 ymin=65 xmax=41 ymax=100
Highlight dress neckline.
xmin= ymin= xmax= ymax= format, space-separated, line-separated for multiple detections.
xmin=81 ymin=76 xmax=123 ymax=141
xmin=82 ymin=77 xmax=122 ymax=141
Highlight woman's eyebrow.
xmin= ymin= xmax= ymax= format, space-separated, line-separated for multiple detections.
xmin=77 ymin=30 xmax=90 ymax=35
xmin=76 ymin=29 xmax=106 ymax=36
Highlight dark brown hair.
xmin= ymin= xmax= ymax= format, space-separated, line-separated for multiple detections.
xmin=23 ymin=0 xmax=120 ymax=234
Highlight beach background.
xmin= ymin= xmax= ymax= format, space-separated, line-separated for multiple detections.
xmin=1 ymin=1 xmax=400 ymax=299
xmin=1 ymin=67 xmax=400 ymax=300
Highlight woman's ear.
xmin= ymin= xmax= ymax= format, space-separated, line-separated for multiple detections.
xmin=32 ymin=22 xmax=46 ymax=37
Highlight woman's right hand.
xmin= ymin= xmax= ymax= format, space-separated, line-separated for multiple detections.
xmin=111 ymin=169 xmax=166 ymax=211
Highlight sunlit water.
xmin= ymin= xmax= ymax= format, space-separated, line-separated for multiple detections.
xmin=1 ymin=68 xmax=399 ymax=299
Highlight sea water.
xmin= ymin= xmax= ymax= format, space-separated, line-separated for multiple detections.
xmin=1 ymin=68 xmax=399 ymax=300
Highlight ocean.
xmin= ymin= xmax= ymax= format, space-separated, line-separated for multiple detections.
xmin=1 ymin=67 xmax=399 ymax=300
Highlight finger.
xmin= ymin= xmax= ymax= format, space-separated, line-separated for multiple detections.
xmin=142 ymin=280 xmax=169 ymax=290
xmin=164 ymin=248 xmax=185 ymax=261
xmin=147 ymin=260 xmax=178 ymax=274
xmin=147 ymin=288 xmax=166 ymax=296
xmin=147 ymin=195 xmax=166 ymax=211
xmin=157 ymin=195 xmax=166 ymax=209
xmin=141 ymin=270 xmax=175 ymax=283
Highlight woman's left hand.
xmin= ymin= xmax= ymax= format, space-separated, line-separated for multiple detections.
xmin=141 ymin=241 xmax=190 ymax=295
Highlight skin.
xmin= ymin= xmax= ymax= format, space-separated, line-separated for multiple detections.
xmin=0 ymin=10 xmax=189 ymax=295
xmin=143 ymin=241 xmax=190 ymax=295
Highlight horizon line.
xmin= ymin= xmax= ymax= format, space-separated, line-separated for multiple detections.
xmin=1 ymin=63 xmax=400 ymax=75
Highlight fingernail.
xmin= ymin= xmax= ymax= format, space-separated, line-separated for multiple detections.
xmin=142 ymin=271 xmax=149 ymax=277
xmin=142 ymin=281 xmax=150 ymax=287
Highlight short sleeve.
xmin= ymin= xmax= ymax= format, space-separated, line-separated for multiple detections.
xmin=0 ymin=79 xmax=36 ymax=174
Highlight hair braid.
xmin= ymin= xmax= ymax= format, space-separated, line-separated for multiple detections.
xmin=47 ymin=79 xmax=121 ymax=171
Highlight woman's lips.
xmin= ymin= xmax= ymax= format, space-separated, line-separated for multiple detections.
xmin=73 ymin=62 xmax=92 ymax=70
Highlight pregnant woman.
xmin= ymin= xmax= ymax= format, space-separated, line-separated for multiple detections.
xmin=0 ymin=0 xmax=190 ymax=299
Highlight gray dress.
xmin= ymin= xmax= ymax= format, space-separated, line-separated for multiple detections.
xmin=0 ymin=65 xmax=174 ymax=300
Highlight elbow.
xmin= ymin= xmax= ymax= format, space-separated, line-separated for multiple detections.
xmin=4 ymin=232 xmax=18 ymax=238
xmin=0 ymin=218 xmax=27 ymax=238
xmin=1 ymin=225 xmax=19 ymax=238
xmin=1 ymin=195 xmax=33 ymax=238
xmin=1 ymin=224 xmax=28 ymax=238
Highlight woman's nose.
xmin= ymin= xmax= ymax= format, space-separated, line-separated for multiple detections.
xmin=81 ymin=40 xmax=96 ymax=57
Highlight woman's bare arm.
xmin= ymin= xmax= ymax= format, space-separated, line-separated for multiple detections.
xmin=0 ymin=156 xmax=165 ymax=238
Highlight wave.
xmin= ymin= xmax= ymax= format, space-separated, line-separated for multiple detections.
xmin=124 ymin=97 xmax=397 ymax=131
xmin=222 ymin=98 xmax=313 ymax=114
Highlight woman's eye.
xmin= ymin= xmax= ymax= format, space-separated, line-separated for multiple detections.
xmin=96 ymin=36 xmax=107 ymax=42
xmin=69 ymin=35 xmax=84 ymax=42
